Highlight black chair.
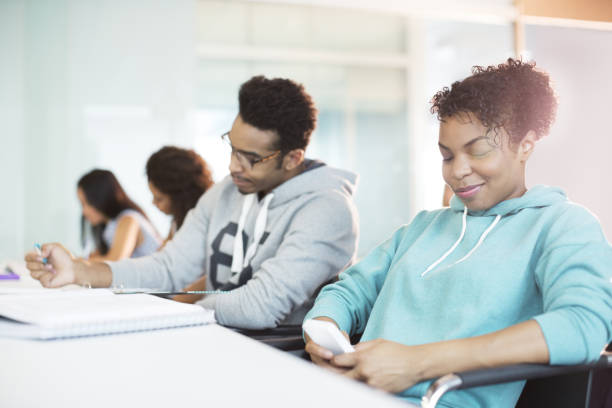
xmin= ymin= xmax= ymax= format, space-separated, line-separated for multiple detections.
xmin=230 ymin=325 xmax=305 ymax=351
xmin=230 ymin=324 xmax=363 ymax=355
xmin=422 ymin=343 xmax=612 ymax=408
xmin=226 ymin=279 xmax=340 ymax=352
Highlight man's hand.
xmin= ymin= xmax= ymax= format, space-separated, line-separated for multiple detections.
xmin=24 ymin=243 xmax=77 ymax=288
xmin=173 ymin=275 xmax=207 ymax=304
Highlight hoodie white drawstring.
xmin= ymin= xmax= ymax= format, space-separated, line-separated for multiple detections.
xmin=421 ymin=207 xmax=468 ymax=277
xmin=421 ymin=207 xmax=501 ymax=277
xmin=452 ymin=214 xmax=501 ymax=266
xmin=230 ymin=194 xmax=254 ymax=273
xmin=230 ymin=193 xmax=274 ymax=283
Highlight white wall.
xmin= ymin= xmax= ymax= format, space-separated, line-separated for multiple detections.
xmin=3 ymin=0 xmax=609 ymax=261
xmin=0 ymin=0 xmax=197 ymax=259
xmin=421 ymin=19 xmax=514 ymax=209
xmin=0 ymin=0 xmax=26 ymax=259
xmin=525 ymin=25 xmax=612 ymax=240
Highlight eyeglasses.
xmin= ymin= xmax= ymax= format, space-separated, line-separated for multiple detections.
xmin=221 ymin=132 xmax=281 ymax=169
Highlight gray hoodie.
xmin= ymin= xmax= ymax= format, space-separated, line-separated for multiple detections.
xmin=109 ymin=160 xmax=359 ymax=328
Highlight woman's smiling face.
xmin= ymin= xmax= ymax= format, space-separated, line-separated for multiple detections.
xmin=438 ymin=113 xmax=534 ymax=211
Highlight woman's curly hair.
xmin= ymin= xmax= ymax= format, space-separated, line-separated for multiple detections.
xmin=239 ymin=76 xmax=317 ymax=153
xmin=146 ymin=146 xmax=213 ymax=229
xmin=430 ymin=58 xmax=557 ymax=144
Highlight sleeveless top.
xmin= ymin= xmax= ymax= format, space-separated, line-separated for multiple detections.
xmin=102 ymin=209 xmax=161 ymax=258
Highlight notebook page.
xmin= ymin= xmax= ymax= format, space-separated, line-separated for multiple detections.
xmin=0 ymin=291 xmax=210 ymax=328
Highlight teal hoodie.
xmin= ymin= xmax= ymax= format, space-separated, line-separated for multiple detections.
xmin=305 ymin=185 xmax=612 ymax=408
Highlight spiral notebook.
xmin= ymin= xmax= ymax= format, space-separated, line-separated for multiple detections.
xmin=0 ymin=289 xmax=215 ymax=340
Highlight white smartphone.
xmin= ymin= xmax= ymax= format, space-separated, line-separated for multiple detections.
xmin=303 ymin=319 xmax=355 ymax=355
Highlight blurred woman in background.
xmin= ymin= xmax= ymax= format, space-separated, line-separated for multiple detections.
xmin=146 ymin=146 xmax=214 ymax=244
xmin=78 ymin=169 xmax=161 ymax=261
xmin=146 ymin=146 xmax=214 ymax=302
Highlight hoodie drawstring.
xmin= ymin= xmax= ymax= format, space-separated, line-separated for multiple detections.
xmin=421 ymin=208 xmax=501 ymax=277
xmin=230 ymin=194 xmax=254 ymax=273
xmin=230 ymin=193 xmax=274 ymax=283
xmin=453 ymin=214 xmax=501 ymax=265
xmin=421 ymin=207 xmax=468 ymax=277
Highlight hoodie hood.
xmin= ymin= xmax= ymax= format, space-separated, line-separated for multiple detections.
xmin=269 ymin=159 xmax=358 ymax=208
xmin=450 ymin=185 xmax=568 ymax=216
xmin=230 ymin=159 xmax=358 ymax=276
xmin=423 ymin=185 xmax=568 ymax=277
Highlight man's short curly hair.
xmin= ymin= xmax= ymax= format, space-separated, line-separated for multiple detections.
xmin=430 ymin=58 xmax=557 ymax=144
xmin=239 ymin=76 xmax=317 ymax=152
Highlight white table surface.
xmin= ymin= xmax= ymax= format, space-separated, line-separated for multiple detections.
xmin=0 ymin=261 xmax=412 ymax=408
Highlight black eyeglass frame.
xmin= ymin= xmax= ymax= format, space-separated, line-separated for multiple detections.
xmin=221 ymin=131 xmax=282 ymax=168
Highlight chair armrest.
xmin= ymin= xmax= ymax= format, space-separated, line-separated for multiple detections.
xmin=227 ymin=325 xmax=306 ymax=351
xmin=230 ymin=325 xmax=303 ymax=337
xmin=421 ymin=353 xmax=611 ymax=408
xmin=457 ymin=355 xmax=610 ymax=388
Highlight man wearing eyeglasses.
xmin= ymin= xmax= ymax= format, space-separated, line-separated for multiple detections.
xmin=26 ymin=76 xmax=359 ymax=329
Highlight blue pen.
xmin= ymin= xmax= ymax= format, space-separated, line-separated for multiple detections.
xmin=34 ymin=243 xmax=48 ymax=264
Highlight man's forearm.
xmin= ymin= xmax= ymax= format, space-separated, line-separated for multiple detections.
xmin=74 ymin=259 xmax=113 ymax=288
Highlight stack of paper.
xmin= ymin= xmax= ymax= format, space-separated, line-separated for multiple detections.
xmin=0 ymin=289 xmax=215 ymax=340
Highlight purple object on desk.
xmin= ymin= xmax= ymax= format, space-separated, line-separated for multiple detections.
xmin=1 ymin=267 xmax=20 ymax=280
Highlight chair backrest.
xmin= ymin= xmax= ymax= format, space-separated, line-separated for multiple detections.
xmin=425 ymin=346 xmax=612 ymax=408
xmin=517 ymin=343 xmax=612 ymax=408
xmin=516 ymin=371 xmax=590 ymax=408
xmin=587 ymin=343 xmax=612 ymax=408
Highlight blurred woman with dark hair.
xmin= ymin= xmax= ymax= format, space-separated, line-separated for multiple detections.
xmin=146 ymin=146 xmax=214 ymax=243
xmin=146 ymin=146 xmax=214 ymax=303
xmin=78 ymin=169 xmax=161 ymax=261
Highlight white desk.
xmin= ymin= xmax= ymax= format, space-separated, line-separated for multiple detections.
xmin=0 ymin=263 xmax=412 ymax=408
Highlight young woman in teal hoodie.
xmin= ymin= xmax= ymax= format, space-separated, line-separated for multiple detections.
xmin=304 ymin=59 xmax=612 ymax=408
